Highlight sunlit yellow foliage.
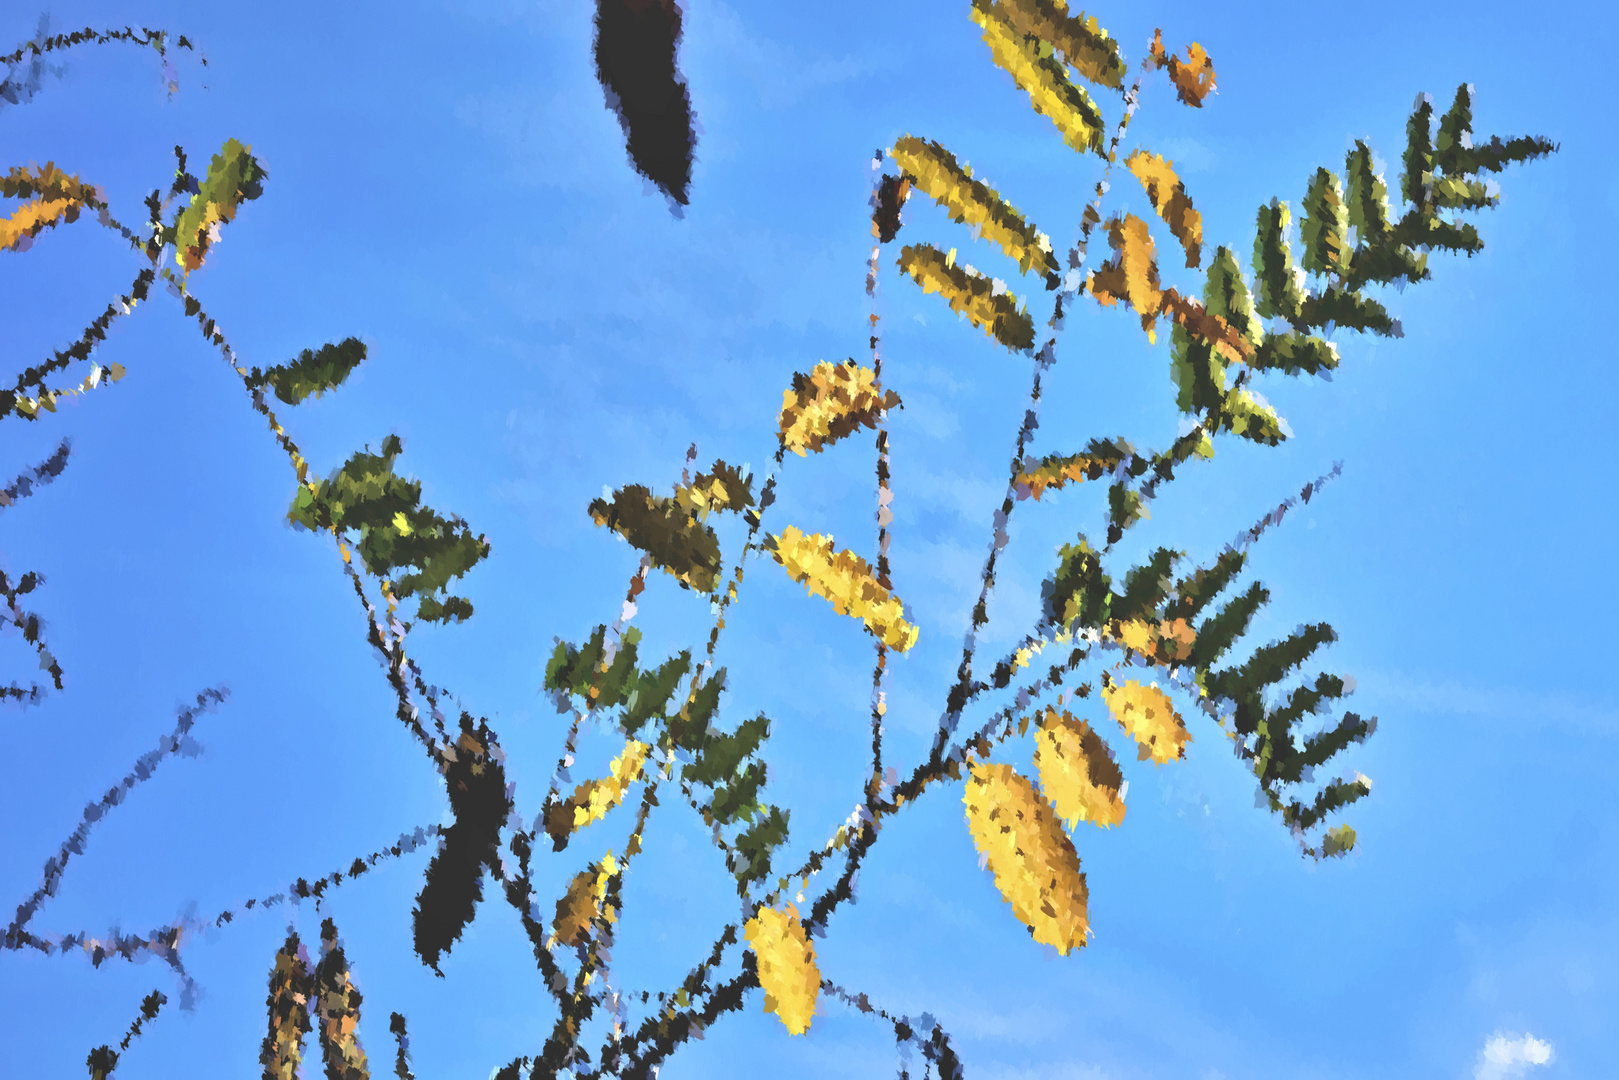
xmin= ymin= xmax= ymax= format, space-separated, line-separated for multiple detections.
xmin=1034 ymin=709 xmax=1126 ymax=829
xmin=970 ymin=0 xmax=1107 ymax=156
xmin=550 ymin=852 xmax=620 ymax=949
xmin=1086 ymin=214 xmax=1163 ymax=338
xmin=890 ymin=135 xmax=1057 ymax=277
xmin=990 ymin=0 xmax=1125 ymax=90
xmin=898 ymin=243 xmax=1035 ymax=353
xmin=1 ymin=196 xmax=80 ymax=252
xmin=1102 ymin=677 xmax=1189 ymax=763
xmin=778 ymin=360 xmax=901 ymax=457
xmin=1 ymin=163 xmax=101 ymax=255
xmin=1125 ymin=150 xmax=1203 ymax=268
xmin=744 ymin=903 xmax=819 ymax=1035
xmin=963 ymin=762 xmax=1090 ymax=954
xmin=547 ymin=740 xmax=651 ymax=843
xmin=1014 ymin=446 xmax=1126 ymax=500
xmin=1109 ymin=616 xmax=1196 ymax=664
xmin=1148 ymin=29 xmax=1217 ymax=107
xmin=767 ymin=526 xmax=919 ymax=652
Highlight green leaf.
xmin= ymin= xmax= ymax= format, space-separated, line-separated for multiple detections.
xmin=1043 ymin=534 xmax=1111 ymax=631
xmin=622 ymin=651 xmax=693 ymax=735
xmin=172 ymin=138 xmax=266 ymax=272
xmin=1251 ymin=199 xmax=1306 ymax=322
xmin=1251 ymin=331 xmax=1339 ymax=376
xmin=1113 ymin=547 xmax=1180 ymax=623
xmin=290 ymin=435 xmax=490 ymax=624
xmin=246 ymin=338 xmax=366 ymax=406
xmin=1402 ymin=94 xmax=1435 ymax=210
xmin=1300 ymin=287 xmax=1398 ymax=337
xmin=1188 ymin=579 xmax=1268 ymax=673
xmin=1217 ymin=387 xmax=1289 ymax=446
xmin=1344 ymin=141 xmax=1393 ymax=244
xmin=732 ymin=805 xmax=791 ymax=888
xmin=1300 ymin=168 xmax=1350 ymax=278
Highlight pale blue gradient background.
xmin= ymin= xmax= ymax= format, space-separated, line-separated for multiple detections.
xmin=1 ymin=2 xmax=1613 ymax=1077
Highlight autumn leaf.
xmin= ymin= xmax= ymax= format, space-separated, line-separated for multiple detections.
xmin=778 ymin=360 xmax=901 ymax=457
xmin=1147 ymin=29 xmax=1217 ymax=107
xmin=1101 ymin=676 xmax=1189 ymax=763
xmin=1034 ymin=710 xmax=1126 ymax=829
xmin=898 ymin=243 xmax=1036 ymax=353
xmin=766 ymin=526 xmax=919 ymax=652
xmin=1124 ymin=150 xmax=1203 ymax=268
xmin=744 ymin=903 xmax=820 ymax=1035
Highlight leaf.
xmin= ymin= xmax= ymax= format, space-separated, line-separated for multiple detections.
xmin=1124 ymin=150 xmax=1202 ymax=268
xmin=0 ymin=163 xmax=99 ymax=253
xmin=744 ymin=903 xmax=820 ymax=1035
xmin=1188 ymin=578 xmax=1268 ymax=673
xmin=588 ymin=484 xmax=722 ymax=594
xmin=969 ymin=0 xmax=1107 ymax=156
xmin=1218 ymin=387 xmax=1289 ymax=446
xmin=1042 ymin=533 xmax=1111 ymax=631
xmin=1344 ymin=141 xmax=1393 ymax=244
xmin=1300 ymin=286 xmax=1398 ymax=337
xmin=1015 ymin=436 xmax=1134 ymax=500
xmin=890 ymin=135 xmax=1058 ymax=279
xmin=1108 ymin=616 xmax=1196 ymax=665
xmin=593 ymin=0 xmax=695 ymax=208
xmin=1251 ymin=330 xmax=1340 ymax=376
xmin=289 ymin=435 xmax=490 ymax=623
xmin=1300 ymin=168 xmax=1350 ymax=277
xmin=544 ymin=739 xmax=651 ymax=847
xmin=732 ymin=804 xmax=790 ymax=887
xmin=313 ymin=919 xmax=371 ymax=1080
xmin=1034 ymin=709 xmax=1125 ymax=829
xmin=1147 ymin=29 xmax=1216 ymax=107
xmin=261 ymin=933 xmax=314 ymax=1080
xmin=778 ymin=360 xmax=902 ymax=457
xmin=766 ymin=527 xmax=919 ymax=651
xmin=674 ymin=460 xmax=755 ymax=516
xmin=1319 ymin=823 xmax=1357 ymax=858
xmin=1101 ymin=677 xmax=1188 ymax=764
xmin=1085 ymin=214 xmax=1163 ymax=340
xmin=1168 ymin=246 xmax=1262 ymax=414
xmin=963 ymin=762 xmax=1090 ymax=954
xmin=897 ymin=243 xmax=1036 ymax=352
xmin=1251 ymin=199 xmax=1306 ymax=322
xmin=245 ymin=338 xmax=367 ymax=406
xmin=1402 ymin=93 xmax=1435 ymax=211
xmin=988 ymin=0 xmax=1125 ymax=89
xmin=871 ymin=173 xmax=911 ymax=243
xmin=621 ymin=651 xmax=692 ymax=734
xmin=172 ymin=138 xmax=265 ymax=272
xmin=550 ymin=853 xmax=620 ymax=950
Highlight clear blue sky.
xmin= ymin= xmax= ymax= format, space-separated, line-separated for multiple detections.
xmin=2 ymin=1 xmax=1614 ymax=1077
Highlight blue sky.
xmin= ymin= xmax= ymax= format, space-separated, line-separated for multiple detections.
xmin=2 ymin=1 xmax=1614 ymax=1077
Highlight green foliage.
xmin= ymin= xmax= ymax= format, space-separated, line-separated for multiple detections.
xmin=169 ymin=138 xmax=265 ymax=272
xmin=288 ymin=434 xmax=490 ymax=624
xmin=245 ymin=338 xmax=367 ymax=405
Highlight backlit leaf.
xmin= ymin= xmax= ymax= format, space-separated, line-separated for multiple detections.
xmin=1086 ymin=214 xmax=1163 ymax=339
xmin=898 ymin=243 xmax=1036 ymax=352
xmin=766 ymin=526 xmax=919 ymax=652
xmin=988 ymin=0 xmax=1125 ymax=89
xmin=778 ymin=360 xmax=901 ymax=457
xmin=744 ymin=903 xmax=820 ymax=1035
xmin=550 ymin=853 xmax=619 ymax=950
xmin=1101 ymin=677 xmax=1188 ymax=763
xmin=969 ymin=0 xmax=1107 ymax=156
xmin=173 ymin=138 xmax=265 ymax=272
xmin=890 ymin=135 xmax=1058 ymax=279
xmin=245 ymin=338 xmax=367 ymax=406
xmin=545 ymin=739 xmax=651 ymax=847
xmin=313 ymin=919 xmax=371 ymax=1080
xmin=1125 ymin=150 xmax=1202 ymax=268
xmin=1147 ymin=29 xmax=1216 ymax=107
xmin=260 ymin=933 xmax=314 ymax=1080
xmin=963 ymin=762 xmax=1090 ymax=954
xmin=1252 ymin=199 xmax=1306 ymax=322
xmin=588 ymin=484 xmax=722 ymax=594
xmin=1034 ymin=709 xmax=1125 ymax=829
xmin=1300 ymin=168 xmax=1350 ymax=277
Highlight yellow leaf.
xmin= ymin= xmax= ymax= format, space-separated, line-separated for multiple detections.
xmin=545 ymin=741 xmax=651 ymax=844
xmin=550 ymin=852 xmax=620 ymax=949
xmin=1108 ymin=616 xmax=1196 ymax=664
xmin=969 ymin=0 xmax=1107 ymax=156
xmin=1034 ymin=709 xmax=1126 ymax=829
xmin=767 ymin=526 xmax=919 ymax=652
xmin=778 ymin=361 xmax=901 ymax=457
xmin=989 ymin=0 xmax=1126 ymax=89
xmin=1147 ymin=29 xmax=1217 ymax=107
xmin=890 ymin=135 xmax=1057 ymax=278
xmin=0 ymin=196 xmax=80 ymax=252
xmin=1124 ymin=150 xmax=1203 ymax=268
xmin=1101 ymin=677 xmax=1189 ymax=764
xmin=963 ymin=762 xmax=1090 ymax=954
xmin=744 ymin=903 xmax=820 ymax=1035
xmin=898 ymin=243 xmax=1035 ymax=353
xmin=1085 ymin=214 xmax=1162 ymax=338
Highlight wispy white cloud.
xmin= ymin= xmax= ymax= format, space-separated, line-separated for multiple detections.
xmin=1473 ymin=1031 xmax=1553 ymax=1080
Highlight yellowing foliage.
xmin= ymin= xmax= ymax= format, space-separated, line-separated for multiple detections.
xmin=969 ymin=0 xmax=1107 ymax=156
xmin=989 ymin=0 xmax=1125 ymax=90
xmin=1086 ymin=214 xmax=1163 ymax=339
xmin=550 ymin=853 xmax=620 ymax=949
xmin=1109 ymin=616 xmax=1196 ymax=664
xmin=546 ymin=740 xmax=651 ymax=843
xmin=778 ymin=360 xmax=901 ymax=457
xmin=1148 ymin=29 xmax=1217 ymax=108
xmin=963 ymin=762 xmax=1090 ymax=954
xmin=767 ymin=527 xmax=919 ymax=652
xmin=744 ymin=903 xmax=819 ymax=1035
xmin=890 ymin=135 xmax=1057 ymax=278
xmin=1124 ymin=150 xmax=1203 ymax=268
xmin=1 ymin=197 xmax=80 ymax=252
xmin=898 ymin=243 xmax=1035 ymax=353
xmin=1102 ymin=678 xmax=1189 ymax=763
xmin=1034 ymin=710 xmax=1126 ymax=829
